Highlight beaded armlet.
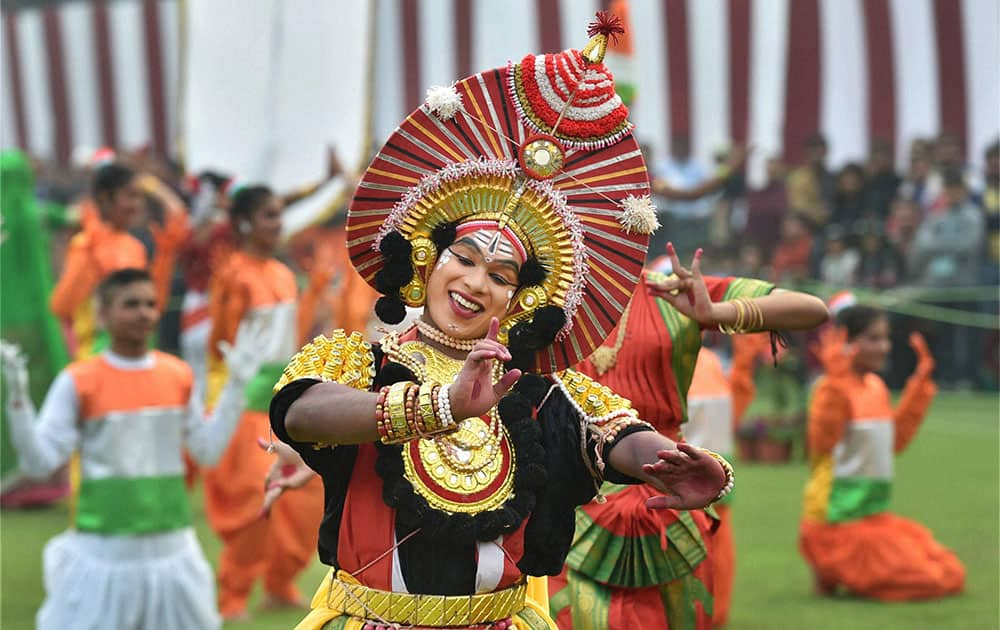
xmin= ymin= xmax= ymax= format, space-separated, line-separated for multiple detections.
xmin=551 ymin=370 xmax=654 ymax=481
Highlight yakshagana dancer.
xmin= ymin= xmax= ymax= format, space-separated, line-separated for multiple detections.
xmin=266 ymin=13 xmax=750 ymax=630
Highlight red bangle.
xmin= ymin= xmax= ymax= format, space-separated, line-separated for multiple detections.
xmin=375 ymin=386 xmax=391 ymax=440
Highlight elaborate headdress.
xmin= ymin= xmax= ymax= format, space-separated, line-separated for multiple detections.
xmin=347 ymin=12 xmax=656 ymax=374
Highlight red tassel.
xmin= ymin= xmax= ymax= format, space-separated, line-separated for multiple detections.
xmin=587 ymin=10 xmax=626 ymax=44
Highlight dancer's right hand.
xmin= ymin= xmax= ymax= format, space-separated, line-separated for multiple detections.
xmin=217 ymin=317 xmax=270 ymax=383
xmin=909 ymin=332 xmax=935 ymax=378
xmin=0 ymin=340 xmax=30 ymax=406
xmin=449 ymin=318 xmax=522 ymax=421
xmin=812 ymin=327 xmax=857 ymax=379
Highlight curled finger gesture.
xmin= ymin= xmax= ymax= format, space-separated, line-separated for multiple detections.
xmin=449 ymin=318 xmax=522 ymax=420
xmin=646 ymin=243 xmax=714 ymax=325
xmin=643 ymin=444 xmax=728 ymax=510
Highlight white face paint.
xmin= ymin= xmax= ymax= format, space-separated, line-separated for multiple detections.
xmin=472 ymin=230 xmax=517 ymax=264
xmin=424 ymin=228 xmax=524 ymax=340
xmin=435 ymin=250 xmax=452 ymax=269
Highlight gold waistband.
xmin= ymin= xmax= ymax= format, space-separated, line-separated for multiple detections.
xmin=324 ymin=570 xmax=526 ymax=627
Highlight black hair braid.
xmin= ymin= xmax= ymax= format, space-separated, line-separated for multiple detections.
xmin=374 ymin=230 xmax=417 ymax=324
xmin=506 ymin=306 xmax=566 ymax=371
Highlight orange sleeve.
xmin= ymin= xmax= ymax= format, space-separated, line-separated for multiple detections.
xmin=807 ymin=377 xmax=852 ymax=456
xmin=207 ymin=268 xmax=248 ymax=361
xmin=296 ymin=280 xmax=324 ymax=344
xmin=728 ymin=348 xmax=756 ymax=426
xmin=149 ymin=210 xmax=192 ymax=311
xmin=729 ymin=333 xmax=771 ymax=423
xmin=893 ymin=373 xmax=937 ymax=453
xmin=50 ymin=236 xmax=99 ymax=321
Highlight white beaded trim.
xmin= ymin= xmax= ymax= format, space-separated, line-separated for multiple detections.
xmin=531 ymin=54 xmax=623 ymax=122
xmin=699 ymin=448 xmax=735 ymax=503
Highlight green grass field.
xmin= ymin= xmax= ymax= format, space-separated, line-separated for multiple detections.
xmin=2 ymin=393 xmax=997 ymax=629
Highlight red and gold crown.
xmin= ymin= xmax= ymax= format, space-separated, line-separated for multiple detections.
xmin=347 ymin=12 xmax=658 ymax=374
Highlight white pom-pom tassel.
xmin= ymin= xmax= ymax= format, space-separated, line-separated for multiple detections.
xmin=425 ymin=84 xmax=463 ymax=120
xmin=618 ymin=195 xmax=660 ymax=235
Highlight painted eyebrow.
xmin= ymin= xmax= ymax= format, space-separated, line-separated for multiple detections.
xmin=452 ymin=238 xmax=521 ymax=273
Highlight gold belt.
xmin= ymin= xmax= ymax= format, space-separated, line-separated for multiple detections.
xmin=324 ymin=570 xmax=527 ymax=627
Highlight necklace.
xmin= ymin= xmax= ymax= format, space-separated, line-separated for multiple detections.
xmin=382 ymin=335 xmax=514 ymax=511
xmin=433 ymin=408 xmax=504 ymax=472
xmin=415 ymin=319 xmax=482 ymax=351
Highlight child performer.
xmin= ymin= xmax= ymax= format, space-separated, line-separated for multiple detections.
xmin=202 ymin=185 xmax=327 ymax=620
xmin=800 ymin=304 xmax=965 ymax=600
xmin=1 ymin=268 xmax=266 ymax=630
xmin=50 ymin=162 xmax=188 ymax=359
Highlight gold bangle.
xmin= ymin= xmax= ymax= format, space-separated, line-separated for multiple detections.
xmin=738 ymin=297 xmax=763 ymax=331
xmin=418 ymin=382 xmax=439 ymax=433
xmin=748 ymin=298 xmax=765 ymax=331
xmin=720 ymin=297 xmax=766 ymax=334
xmin=385 ymin=382 xmax=413 ymax=443
xmin=719 ymin=299 xmax=744 ymax=335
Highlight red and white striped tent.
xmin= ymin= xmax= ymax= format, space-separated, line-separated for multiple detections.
xmin=3 ymin=0 xmax=997 ymax=190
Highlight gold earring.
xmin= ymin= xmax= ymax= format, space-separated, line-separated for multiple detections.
xmin=401 ymin=237 xmax=436 ymax=307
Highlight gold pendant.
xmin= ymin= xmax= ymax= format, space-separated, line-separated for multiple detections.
xmin=402 ymin=424 xmax=516 ymax=514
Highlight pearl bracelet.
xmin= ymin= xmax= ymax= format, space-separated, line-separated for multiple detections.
xmin=699 ymin=448 xmax=735 ymax=503
xmin=436 ymin=384 xmax=456 ymax=429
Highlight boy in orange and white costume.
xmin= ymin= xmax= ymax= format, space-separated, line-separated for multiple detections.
xmin=2 ymin=268 xmax=267 ymax=630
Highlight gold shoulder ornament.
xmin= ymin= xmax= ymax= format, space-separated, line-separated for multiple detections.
xmin=274 ymin=329 xmax=375 ymax=393
xmin=552 ymin=369 xmax=653 ymax=482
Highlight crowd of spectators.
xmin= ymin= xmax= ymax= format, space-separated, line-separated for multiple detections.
xmin=15 ymin=131 xmax=1000 ymax=392
xmin=650 ymin=132 xmax=999 ymax=390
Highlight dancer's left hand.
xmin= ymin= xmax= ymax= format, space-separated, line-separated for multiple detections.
xmin=909 ymin=332 xmax=935 ymax=378
xmin=643 ymin=443 xmax=727 ymax=510
xmin=218 ymin=317 xmax=270 ymax=383
xmin=0 ymin=340 xmax=30 ymax=406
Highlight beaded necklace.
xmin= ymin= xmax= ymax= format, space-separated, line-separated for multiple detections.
xmin=415 ymin=318 xmax=483 ymax=351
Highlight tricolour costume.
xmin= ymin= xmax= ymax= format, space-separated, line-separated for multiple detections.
xmin=5 ymin=347 xmax=257 ymax=630
xmin=799 ymin=365 xmax=964 ymax=600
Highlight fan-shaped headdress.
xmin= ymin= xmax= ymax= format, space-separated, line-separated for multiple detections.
xmin=347 ymin=12 xmax=657 ymax=373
